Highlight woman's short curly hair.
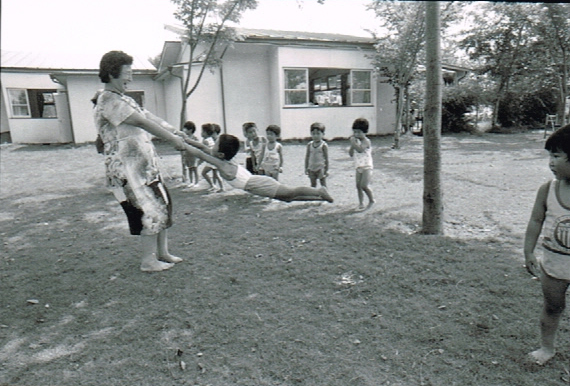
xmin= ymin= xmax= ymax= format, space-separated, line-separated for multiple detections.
xmin=98 ymin=51 xmax=133 ymax=83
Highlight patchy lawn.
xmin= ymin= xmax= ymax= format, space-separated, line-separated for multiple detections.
xmin=1 ymin=131 xmax=568 ymax=386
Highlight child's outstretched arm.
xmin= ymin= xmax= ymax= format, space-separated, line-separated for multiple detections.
xmin=523 ymin=182 xmax=549 ymax=277
xmin=305 ymin=143 xmax=310 ymax=174
xmin=323 ymin=142 xmax=329 ymax=176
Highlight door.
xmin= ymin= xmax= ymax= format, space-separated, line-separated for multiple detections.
xmin=54 ymin=91 xmax=74 ymax=143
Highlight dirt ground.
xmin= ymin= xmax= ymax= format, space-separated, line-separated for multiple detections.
xmin=1 ymin=131 xmax=569 ymax=386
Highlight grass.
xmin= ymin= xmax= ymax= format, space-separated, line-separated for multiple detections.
xmin=0 ymin=131 xmax=569 ymax=386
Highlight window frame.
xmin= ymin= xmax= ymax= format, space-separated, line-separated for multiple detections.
xmin=283 ymin=68 xmax=309 ymax=107
xmin=6 ymin=88 xmax=59 ymax=118
xmin=350 ymin=70 xmax=372 ymax=106
xmin=7 ymin=88 xmax=31 ymax=118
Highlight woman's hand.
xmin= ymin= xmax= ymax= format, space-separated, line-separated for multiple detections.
xmin=171 ymin=136 xmax=187 ymax=151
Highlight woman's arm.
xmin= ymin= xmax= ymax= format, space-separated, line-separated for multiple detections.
xmin=183 ymin=144 xmax=236 ymax=180
xmin=123 ymin=111 xmax=185 ymax=150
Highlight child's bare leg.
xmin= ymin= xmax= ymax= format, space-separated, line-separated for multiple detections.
xmin=275 ymin=186 xmax=333 ymax=203
xmin=157 ymin=229 xmax=183 ymax=263
xmin=309 ymin=174 xmax=317 ymax=188
xmin=140 ymin=234 xmax=175 ymax=272
xmin=213 ymin=170 xmax=224 ymax=191
xmin=361 ymin=169 xmax=375 ymax=209
xmin=529 ymin=272 xmax=568 ymax=365
xmin=319 ymin=177 xmax=327 ymax=188
xmin=356 ymin=172 xmax=364 ymax=209
xmin=202 ymin=167 xmax=214 ymax=187
xmin=190 ymin=167 xmax=199 ymax=185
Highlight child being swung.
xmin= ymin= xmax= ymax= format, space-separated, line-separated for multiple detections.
xmin=305 ymin=122 xmax=329 ymax=188
xmin=182 ymin=134 xmax=333 ymax=203
xmin=524 ymin=124 xmax=570 ymax=365
xmin=260 ymin=125 xmax=283 ymax=180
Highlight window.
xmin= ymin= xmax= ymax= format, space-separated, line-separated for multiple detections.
xmin=125 ymin=91 xmax=145 ymax=108
xmin=283 ymin=68 xmax=372 ymax=107
xmin=284 ymin=69 xmax=308 ymax=106
xmin=350 ymin=70 xmax=372 ymax=105
xmin=7 ymin=88 xmax=58 ymax=118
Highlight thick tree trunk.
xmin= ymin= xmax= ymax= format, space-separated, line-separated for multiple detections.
xmin=422 ymin=2 xmax=443 ymax=235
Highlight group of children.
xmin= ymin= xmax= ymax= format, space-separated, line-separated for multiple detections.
xmin=178 ymin=118 xmax=375 ymax=209
xmin=177 ymin=116 xmax=570 ymax=366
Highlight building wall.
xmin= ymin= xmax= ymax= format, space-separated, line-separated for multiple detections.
xmin=174 ymin=43 xmax=396 ymax=141
xmin=66 ymin=74 xmax=167 ymax=143
xmin=1 ymin=72 xmax=67 ymax=143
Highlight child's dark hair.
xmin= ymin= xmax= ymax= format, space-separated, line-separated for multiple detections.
xmin=242 ymin=122 xmax=257 ymax=133
xmin=266 ymin=125 xmax=281 ymax=137
xmin=201 ymin=123 xmax=215 ymax=137
xmin=218 ymin=134 xmax=240 ymax=160
xmin=310 ymin=122 xmax=325 ymax=133
xmin=352 ymin=118 xmax=369 ymax=133
xmin=212 ymin=123 xmax=221 ymax=134
xmin=98 ymin=51 xmax=133 ymax=83
xmin=183 ymin=121 xmax=196 ymax=133
xmin=545 ymin=124 xmax=570 ymax=157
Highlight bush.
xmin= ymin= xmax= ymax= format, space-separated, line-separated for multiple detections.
xmin=442 ymin=86 xmax=478 ymax=133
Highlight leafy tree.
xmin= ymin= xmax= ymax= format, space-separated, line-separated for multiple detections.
xmin=459 ymin=3 xmax=541 ymax=128
xmin=369 ymin=1 xmax=459 ymax=149
xmin=534 ymin=3 xmax=570 ymax=125
xmin=170 ymin=0 xmax=258 ymax=127
xmin=369 ymin=1 xmax=427 ymax=149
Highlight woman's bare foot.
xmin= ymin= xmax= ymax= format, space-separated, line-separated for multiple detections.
xmin=364 ymin=200 xmax=376 ymax=210
xmin=528 ymin=348 xmax=555 ymax=365
xmin=319 ymin=187 xmax=334 ymax=203
xmin=159 ymin=254 xmax=183 ymax=263
xmin=140 ymin=260 xmax=175 ymax=272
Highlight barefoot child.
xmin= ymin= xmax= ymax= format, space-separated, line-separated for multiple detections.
xmin=260 ymin=125 xmax=283 ymax=180
xmin=182 ymin=134 xmax=333 ymax=203
xmin=305 ymin=122 xmax=329 ymax=188
xmin=524 ymin=124 xmax=570 ymax=365
xmin=200 ymin=123 xmax=224 ymax=192
xmin=348 ymin=118 xmax=375 ymax=210
xmin=181 ymin=121 xmax=199 ymax=187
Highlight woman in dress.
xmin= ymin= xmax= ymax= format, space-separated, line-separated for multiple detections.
xmin=93 ymin=50 xmax=186 ymax=272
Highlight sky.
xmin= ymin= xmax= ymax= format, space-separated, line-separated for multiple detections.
xmin=1 ymin=0 xmax=379 ymax=59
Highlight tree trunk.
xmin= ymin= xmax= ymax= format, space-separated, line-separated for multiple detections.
xmin=393 ymin=86 xmax=404 ymax=149
xmin=422 ymin=2 xmax=443 ymax=235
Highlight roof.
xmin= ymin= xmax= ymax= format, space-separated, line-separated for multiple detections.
xmin=164 ymin=25 xmax=375 ymax=47
xmin=236 ymin=28 xmax=375 ymax=46
xmin=0 ymin=50 xmax=157 ymax=72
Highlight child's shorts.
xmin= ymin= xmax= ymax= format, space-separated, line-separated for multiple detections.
xmin=308 ymin=169 xmax=325 ymax=180
xmin=244 ymin=175 xmax=280 ymax=198
xmin=356 ymin=166 xmax=373 ymax=174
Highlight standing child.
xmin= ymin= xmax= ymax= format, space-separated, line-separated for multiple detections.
xmin=244 ymin=122 xmax=267 ymax=175
xmin=182 ymin=134 xmax=333 ymax=203
xmin=200 ymin=123 xmax=224 ymax=192
xmin=305 ymin=122 xmax=329 ymax=188
xmin=260 ymin=125 xmax=283 ymax=180
xmin=180 ymin=121 xmax=199 ymax=187
xmin=349 ymin=118 xmax=375 ymax=210
xmin=242 ymin=122 xmax=256 ymax=174
xmin=524 ymin=124 xmax=570 ymax=365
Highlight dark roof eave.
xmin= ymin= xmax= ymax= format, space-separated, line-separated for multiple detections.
xmin=1 ymin=67 xmax=157 ymax=75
